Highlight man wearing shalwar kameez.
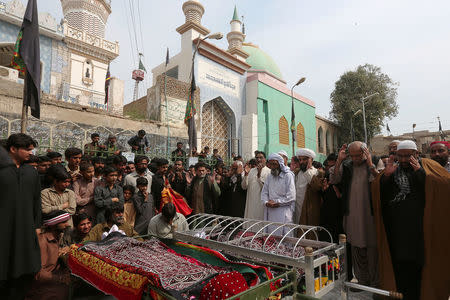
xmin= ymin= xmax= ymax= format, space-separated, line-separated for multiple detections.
xmin=242 ymin=151 xmax=270 ymax=220
xmin=294 ymin=148 xmax=323 ymax=226
xmin=261 ymin=153 xmax=296 ymax=235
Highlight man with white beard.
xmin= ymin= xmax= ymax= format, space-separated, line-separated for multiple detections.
xmin=261 ymin=153 xmax=296 ymax=235
xmin=293 ymin=148 xmax=323 ymax=226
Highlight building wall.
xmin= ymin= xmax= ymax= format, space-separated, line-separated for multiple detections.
xmin=0 ymin=78 xmax=187 ymax=153
xmin=315 ymin=116 xmax=340 ymax=162
xmin=0 ymin=20 xmax=55 ymax=93
xmin=257 ymin=81 xmax=316 ymax=157
xmin=68 ymin=52 xmax=108 ymax=101
xmin=195 ymin=54 xmax=247 ymax=151
xmin=370 ymin=130 xmax=450 ymax=156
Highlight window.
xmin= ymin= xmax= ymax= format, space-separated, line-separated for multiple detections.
xmin=297 ymin=122 xmax=305 ymax=148
xmin=279 ymin=116 xmax=289 ymax=145
xmin=326 ymin=130 xmax=331 ymax=154
xmin=318 ymin=127 xmax=324 ymax=153
xmin=82 ymin=59 xmax=93 ymax=86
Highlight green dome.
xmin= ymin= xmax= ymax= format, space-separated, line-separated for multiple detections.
xmin=242 ymin=43 xmax=283 ymax=79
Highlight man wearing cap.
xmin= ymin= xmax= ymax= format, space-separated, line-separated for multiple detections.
xmin=294 ymin=148 xmax=323 ymax=226
xmin=372 ymin=140 xmax=450 ymax=300
xmin=277 ymin=150 xmax=289 ymax=166
xmin=27 ymin=210 xmax=71 ymax=299
xmin=388 ymin=140 xmax=401 ymax=156
xmin=261 ymin=153 xmax=296 ymax=235
xmin=330 ymin=141 xmax=383 ymax=288
xmin=429 ymin=141 xmax=450 ymax=172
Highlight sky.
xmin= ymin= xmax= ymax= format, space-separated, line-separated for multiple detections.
xmin=35 ymin=0 xmax=450 ymax=136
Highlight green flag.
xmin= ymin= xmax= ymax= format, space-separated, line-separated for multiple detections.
xmin=138 ymin=57 xmax=146 ymax=72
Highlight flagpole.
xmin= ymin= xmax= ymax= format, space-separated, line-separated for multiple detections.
xmin=165 ymin=68 xmax=169 ymax=158
xmin=20 ymin=103 xmax=28 ymax=133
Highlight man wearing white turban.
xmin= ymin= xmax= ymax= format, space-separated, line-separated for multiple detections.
xmin=261 ymin=153 xmax=296 ymax=235
xmin=294 ymin=148 xmax=323 ymax=226
xmin=277 ymin=150 xmax=289 ymax=166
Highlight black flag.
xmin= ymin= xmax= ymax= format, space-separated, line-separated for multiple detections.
xmin=439 ymin=118 xmax=445 ymax=139
xmin=185 ymin=65 xmax=197 ymax=150
xmin=386 ymin=123 xmax=391 ymax=134
xmin=104 ymin=65 xmax=111 ymax=104
xmin=165 ymin=48 xmax=169 ymax=67
xmin=12 ymin=0 xmax=41 ymax=119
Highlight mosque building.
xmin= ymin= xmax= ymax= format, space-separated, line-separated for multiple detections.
xmin=135 ymin=0 xmax=332 ymax=159
xmin=0 ymin=0 xmax=123 ymax=114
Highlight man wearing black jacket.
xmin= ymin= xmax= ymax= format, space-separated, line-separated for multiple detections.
xmin=0 ymin=134 xmax=42 ymax=299
xmin=186 ymin=162 xmax=221 ymax=214
xmin=127 ymin=130 xmax=149 ymax=154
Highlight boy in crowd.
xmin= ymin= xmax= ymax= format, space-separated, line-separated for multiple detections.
xmin=38 ymin=155 xmax=52 ymax=190
xmin=62 ymin=213 xmax=93 ymax=246
xmin=47 ymin=151 xmax=62 ymax=165
xmin=64 ymin=148 xmax=82 ymax=182
xmin=125 ymin=161 xmax=135 ymax=175
xmin=122 ymin=185 xmax=136 ymax=227
xmin=24 ymin=154 xmax=39 ymax=169
xmin=133 ymin=177 xmax=155 ymax=235
xmin=111 ymin=155 xmax=127 ymax=186
xmin=94 ymin=166 xmax=124 ymax=223
xmin=41 ymin=165 xmax=77 ymax=227
xmin=73 ymin=162 xmax=99 ymax=220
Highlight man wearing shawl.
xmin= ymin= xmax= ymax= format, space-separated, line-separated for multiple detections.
xmin=261 ymin=153 xmax=296 ymax=235
xmin=372 ymin=140 xmax=450 ymax=300
xmin=294 ymin=148 xmax=323 ymax=226
xmin=329 ymin=141 xmax=383 ymax=288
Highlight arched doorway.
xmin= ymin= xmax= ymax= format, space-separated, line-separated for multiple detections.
xmin=201 ymin=99 xmax=233 ymax=158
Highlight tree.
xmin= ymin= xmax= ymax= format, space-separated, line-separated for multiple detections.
xmin=330 ymin=64 xmax=399 ymax=144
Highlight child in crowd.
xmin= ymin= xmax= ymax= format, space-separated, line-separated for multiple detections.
xmin=94 ymin=166 xmax=124 ymax=224
xmin=41 ymin=165 xmax=77 ymax=227
xmin=73 ymin=162 xmax=99 ymax=221
xmin=133 ymin=177 xmax=155 ymax=235
xmin=122 ymin=185 xmax=136 ymax=227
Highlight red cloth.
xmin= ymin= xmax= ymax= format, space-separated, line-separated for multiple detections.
xmin=430 ymin=141 xmax=450 ymax=148
xmin=200 ymin=271 xmax=248 ymax=300
xmin=159 ymin=185 xmax=193 ymax=216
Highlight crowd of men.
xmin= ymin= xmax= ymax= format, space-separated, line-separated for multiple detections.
xmin=1 ymin=130 xmax=449 ymax=300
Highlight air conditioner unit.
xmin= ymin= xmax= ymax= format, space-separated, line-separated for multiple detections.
xmin=0 ymin=66 xmax=19 ymax=82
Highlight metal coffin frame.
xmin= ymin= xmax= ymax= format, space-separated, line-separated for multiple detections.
xmin=173 ymin=214 xmax=347 ymax=298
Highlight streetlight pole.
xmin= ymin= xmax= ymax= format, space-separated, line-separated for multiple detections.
xmin=187 ymin=32 xmax=223 ymax=152
xmin=291 ymin=77 xmax=306 ymax=156
xmin=360 ymin=92 xmax=379 ymax=144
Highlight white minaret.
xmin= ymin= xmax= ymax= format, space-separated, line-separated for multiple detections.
xmin=61 ymin=0 xmax=121 ymax=111
xmin=176 ymin=0 xmax=210 ymax=82
xmin=176 ymin=0 xmax=210 ymax=49
xmin=61 ymin=0 xmax=111 ymax=38
xmin=226 ymin=6 xmax=248 ymax=62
